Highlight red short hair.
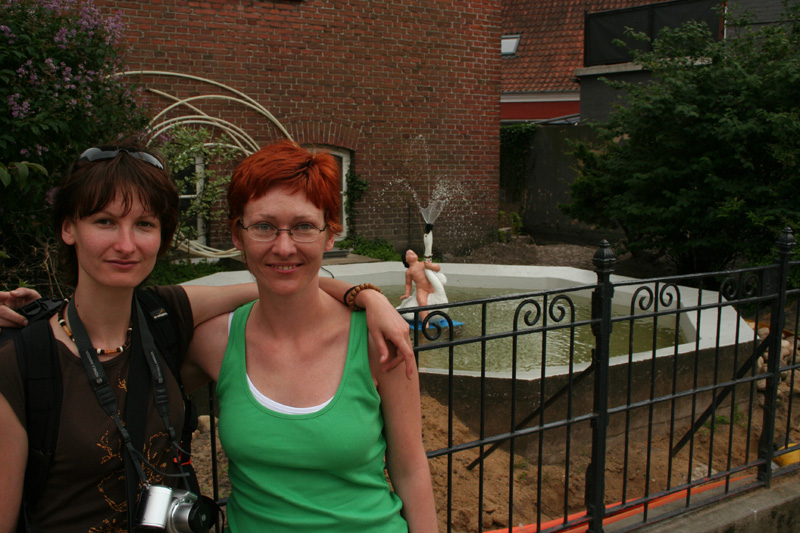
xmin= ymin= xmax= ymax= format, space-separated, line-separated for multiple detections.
xmin=227 ymin=140 xmax=343 ymax=235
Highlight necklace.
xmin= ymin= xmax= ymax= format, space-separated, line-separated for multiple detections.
xmin=58 ymin=299 xmax=133 ymax=355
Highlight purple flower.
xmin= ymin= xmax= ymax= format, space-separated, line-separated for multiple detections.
xmin=53 ymin=27 xmax=69 ymax=46
xmin=45 ymin=187 xmax=59 ymax=206
xmin=8 ymin=94 xmax=31 ymax=119
xmin=0 ymin=24 xmax=15 ymax=43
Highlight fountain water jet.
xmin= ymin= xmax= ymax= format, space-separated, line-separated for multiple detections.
xmin=388 ymin=135 xmax=476 ymax=322
xmin=371 ymin=134 xmax=474 ymax=256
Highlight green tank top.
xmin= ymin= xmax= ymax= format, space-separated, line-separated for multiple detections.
xmin=217 ymin=303 xmax=408 ymax=532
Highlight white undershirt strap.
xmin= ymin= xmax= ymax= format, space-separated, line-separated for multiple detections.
xmin=247 ymin=375 xmax=332 ymax=414
xmin=229 ymin=311 xmax=333 ymax=414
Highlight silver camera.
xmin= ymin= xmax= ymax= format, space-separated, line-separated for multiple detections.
xmin=135 ymin=485 xmax=213 ymax=533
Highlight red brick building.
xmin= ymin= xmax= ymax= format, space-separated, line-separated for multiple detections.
xmin=96 ymin=0 xmax=501 ymax=255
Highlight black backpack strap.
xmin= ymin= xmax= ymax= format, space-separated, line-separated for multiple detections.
xmin=124 ymin=304 xmax=150 ymax=532
xmin=0 ymin=298 xmax=64 ymax=346
xmin=16 ymin=319 xmax=62 ymax=525
xmin=135 ymin=289 xmax=179 ymax=372
xmin=134 ymin=289 xmax=201 ymax=495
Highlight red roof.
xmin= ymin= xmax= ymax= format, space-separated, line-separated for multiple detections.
xmin=502 ymin=0 xmax=657 ymax=94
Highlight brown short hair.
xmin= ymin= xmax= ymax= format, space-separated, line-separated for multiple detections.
xmin=53 ymin=141 xmax=178 ymax=286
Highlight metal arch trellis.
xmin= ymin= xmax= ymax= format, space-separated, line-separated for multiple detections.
xmin=118 ymin=70 xmax=294 ymax=259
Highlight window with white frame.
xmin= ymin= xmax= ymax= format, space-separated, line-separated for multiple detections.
xmin=174 ymin=154 xmax=207 ymax=244
xmin=318 ymin=146 xmax=350 ymax=240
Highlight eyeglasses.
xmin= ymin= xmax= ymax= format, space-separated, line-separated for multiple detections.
xmin=238 ymin=220 xmax=328 ymax=242
xmin=78 ymin=146 xmax=164 ymax=170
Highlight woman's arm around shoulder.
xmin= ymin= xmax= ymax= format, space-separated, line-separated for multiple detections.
xmin=181 ymin=312 xmax=231 ymax=392
xmin=0 ymin=393 xmax=27 ymax=532
xmin=181 ymin=283 xmax=258 ymax=327
xmin=368 ymin=336 xmax=438 ymax=532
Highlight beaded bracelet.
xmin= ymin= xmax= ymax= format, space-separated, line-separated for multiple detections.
xmin=344 ymin=282 xmax=382 ymax=311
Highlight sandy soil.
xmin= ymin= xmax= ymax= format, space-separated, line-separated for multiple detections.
xmin=190 ymin=240 xmax=800 ymax=532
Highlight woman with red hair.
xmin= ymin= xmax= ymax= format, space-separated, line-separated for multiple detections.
xmin=185 ymin=140 xmax=437 ymax=532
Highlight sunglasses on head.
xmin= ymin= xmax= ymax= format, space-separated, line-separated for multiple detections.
xmin=78 ymin=146 xmax=164 ymax=170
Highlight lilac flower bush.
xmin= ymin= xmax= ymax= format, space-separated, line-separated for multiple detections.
xmin=1 ymin=0 xmax=149 ymax=287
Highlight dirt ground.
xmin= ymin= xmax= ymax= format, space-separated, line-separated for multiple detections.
xmin=442 ymin=236 xmax=675 ymax=279
xmin=190 ymin=239 xmax=800 ymax=532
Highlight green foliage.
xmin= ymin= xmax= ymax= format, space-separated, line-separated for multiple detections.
xmin=344 ymin=166 xmax=368 ymax=233
xmin=0 ymin=160 xmax=48 ymax=188
xmin=500 ymin=123 xmax=537 ymax=202
xmin=0 ymin=0 xmax=149 ymax=289
xmin=702 ymin=406 xmax=746 ymax=430
xmin=144 ymin=258 xmax=227 ymax=287
xmin=498 ymin=210 xmax=523 ymax=242
xmin=154 ymin=127 xmax=240 ymax=241
xmin=562 ymin=8 xmax=800 ymax=274
xmin=335 ymin=235 xmax=402 ymax=261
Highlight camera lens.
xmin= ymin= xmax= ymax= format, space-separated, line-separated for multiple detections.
xmin=167 ymin=490 xmax=213 ymax=533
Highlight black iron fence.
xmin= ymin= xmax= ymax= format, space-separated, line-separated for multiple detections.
xmin=202 ymin=228 xmax=799 ymax=533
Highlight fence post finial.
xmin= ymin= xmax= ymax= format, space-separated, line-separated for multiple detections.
xmin=776 ymin=226 xmax=796 ymax=253
xmin=592 ymin=240 xmax=616 ymax=274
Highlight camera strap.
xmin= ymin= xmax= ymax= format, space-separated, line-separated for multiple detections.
xmin=66 ymin=299 xmax=187 ymax=527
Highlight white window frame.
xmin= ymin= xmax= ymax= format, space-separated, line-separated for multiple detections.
xmin=175 ymin=154 xmax=207 ymax=245
xmin=316 ymin=146 xmax=351 ymax=240
xmin=502 ymin=34 xmax=521 ymax=55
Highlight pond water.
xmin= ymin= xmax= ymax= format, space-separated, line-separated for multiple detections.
xmin=382 ymin=285 xmax=687 ymax=373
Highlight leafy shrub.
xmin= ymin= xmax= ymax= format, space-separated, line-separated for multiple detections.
xmin=498 ymin=210 xmax=523 ymax=242
xmin=336 ymin=235 xmax=402 ymax=261
xmin=344 ymin=167 xmax=368 ymax=234
xmin=500 ymin=123 xmax=537 ymax=202
xmin=154 ymin=126 xmax=240 ymax=242
xmin=145 ymin=258 xmax=228 ymax=287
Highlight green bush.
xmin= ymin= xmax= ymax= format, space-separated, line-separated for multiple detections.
xmin=144 ymin=258 xmax=228 ymax=287
xmin=336 ymin=235 xmax=402 ymax=262
xmin=500 ymin=123 xmax=537 ymax=202
xmin=154 ymin=126 xmax=240 ymax=242
xmin=343 ymin=167 xmax=368 ymax=234
xmin=1 ymin=0 xmax=149 ymax=289
xmin=498 ymin=210 xmax=523 ymax=242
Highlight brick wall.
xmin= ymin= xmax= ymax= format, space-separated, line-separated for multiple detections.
xmin=97 ymin=0 xmax=501 ymax=255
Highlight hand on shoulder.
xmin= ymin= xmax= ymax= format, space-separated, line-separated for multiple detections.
xmin=0 ymin=288 xmax=43 ymax=330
